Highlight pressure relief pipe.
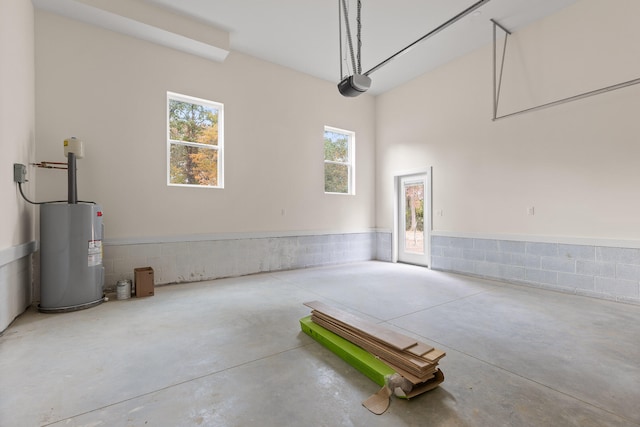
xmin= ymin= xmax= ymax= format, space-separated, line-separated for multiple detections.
xmin=64 ymin=136 xmax=84 ymax=204
xmin=68 ymin=152 xmax=77 ymax=204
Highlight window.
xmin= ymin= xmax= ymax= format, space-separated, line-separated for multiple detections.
xmin=167 ymin=92 xmax=223 ymax=188
xmin=324 ymin=126 xmax=355 ymax=194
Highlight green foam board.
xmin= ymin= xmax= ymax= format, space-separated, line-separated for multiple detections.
xmin=300 ymin=315 xmax=396 ymax=387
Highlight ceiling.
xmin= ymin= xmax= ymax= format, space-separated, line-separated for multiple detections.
xmin=40 ymin=0 xmax=580 ymax=95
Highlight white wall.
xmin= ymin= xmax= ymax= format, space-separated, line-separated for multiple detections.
xmin=30 ymin=0 xmax=640 ymax=304
xmin=0 ymin=0 xmax=36 ymax=331
xmin=376 ymin=0 xmax=640 ymax=242
xmin=35 ymin=10 xmax=376 ymax=241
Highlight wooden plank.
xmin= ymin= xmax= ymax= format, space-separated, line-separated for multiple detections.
xmin=380 ymin=359 xmax=437 ymax=385
xmin=311 ymin=315 xmax=435 ymax=378
xmin=311 ymin=312 xmax=432 ymax=370
xmin=305 ymin=301 xmax=446 ymax=382
xmin=310 ymin=313 xmax=438 ymax=384
xmin=310 ymin=310 xmax=443 ymax=367
xmin=312 ymin=319 xmax=435 ymax=382
xmin=422 ymin=348 xmax=446 ymax=363
xmin=311 ymin=310 xmax=418 ymax=362
xmin=406 ymin=342 xmax=434 ymax=357
xmin=311 ymin=311 xmax=430 ymax=362
xmin=304 ymin=301 xmax=417 ymax=351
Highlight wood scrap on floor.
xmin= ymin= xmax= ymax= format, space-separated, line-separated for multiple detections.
xmin=302 ymin=301 xmax=446 ymax=414
xmin=362 ymin=385 xmax=392 ymax=415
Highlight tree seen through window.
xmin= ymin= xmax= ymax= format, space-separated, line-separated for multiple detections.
xmin=324 ymin=127 xmax=354 ymax=194
xmin=168 ymin=93 xmax=223 ymax=187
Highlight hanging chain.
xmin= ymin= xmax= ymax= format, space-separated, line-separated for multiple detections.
xmin=356 ymin=0 xmax=362 ymax=74
xmin=339 ymin=0 xmax=343 ymax=79
xmin=340 ymin=0 xmax=357 ymax=77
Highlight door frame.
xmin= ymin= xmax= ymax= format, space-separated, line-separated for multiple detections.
xmin=393 ymin=167 xmax=432 ymax=267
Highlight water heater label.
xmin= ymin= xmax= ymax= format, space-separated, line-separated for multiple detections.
xmin=88 ymin=240 xmax=103 ymax=266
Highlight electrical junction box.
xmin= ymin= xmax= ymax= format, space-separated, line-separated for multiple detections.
xmin=134 ymin=267 xmax=154 ymax=297
xmin=14 ymin=163 xmax=27 ymax=183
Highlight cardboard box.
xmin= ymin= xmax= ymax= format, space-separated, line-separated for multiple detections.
xmin=134 ymin=267 xmax=154 ymax=297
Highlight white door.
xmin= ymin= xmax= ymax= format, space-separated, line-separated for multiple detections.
xmin=397 ymin=172 xmax=430 ymax=267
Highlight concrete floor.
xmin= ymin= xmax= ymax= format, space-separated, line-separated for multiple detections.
xmin=1 ymin=261 xmax=639 ymax=427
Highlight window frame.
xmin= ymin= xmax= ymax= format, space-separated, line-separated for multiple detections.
xmin=166 ymin=91 xmax=224 ymax=189
xmin=324 ymin=125 xmax=356 ymax=195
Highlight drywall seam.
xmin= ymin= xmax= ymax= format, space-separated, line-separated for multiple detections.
xmin=103 ymin=229 xmax=379 ymax=246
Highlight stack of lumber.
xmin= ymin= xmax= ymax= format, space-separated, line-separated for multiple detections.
xmin=304 ymin=301 xmax=445 ymax=385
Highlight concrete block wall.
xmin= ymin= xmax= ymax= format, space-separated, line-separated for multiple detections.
xmin=431 ymin=235 xmax=640 ymax=305
xmin=103 ymin=232 xmax=379 ymax=291
xmin=376 ymin=231 xmax=392 ymax=262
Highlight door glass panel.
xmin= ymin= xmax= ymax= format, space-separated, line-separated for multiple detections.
xmin=404 ymin=182 xmax=424 ymax=254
